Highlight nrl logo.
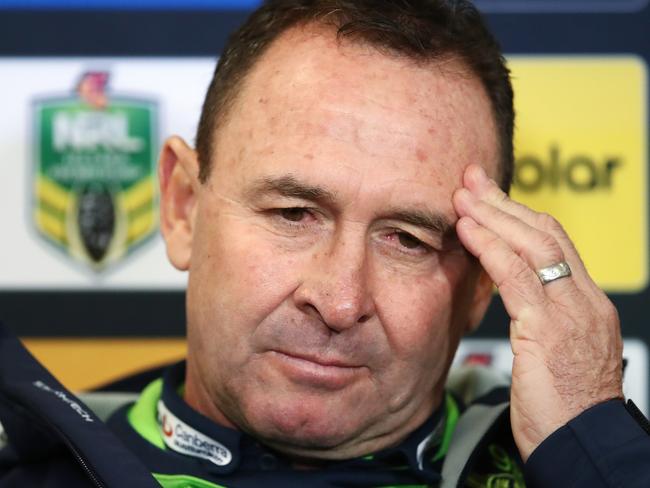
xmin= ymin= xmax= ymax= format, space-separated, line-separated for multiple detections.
xmin=32 ymin=71 xmax=159 ymax=272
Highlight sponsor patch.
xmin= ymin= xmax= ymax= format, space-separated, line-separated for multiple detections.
xmin=508 ymin=56 xmax=648 ymax=292
xmin=32 ymin=71 xmax=159 ymax=271
xmin=157 ymin=399 xmax=232 ymax=466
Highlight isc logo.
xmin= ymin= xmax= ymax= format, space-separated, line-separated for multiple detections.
xmin=514 ymin=146 xmax=622 ymax=192
xmin=508 ymin=56 xmax=647 ymax=291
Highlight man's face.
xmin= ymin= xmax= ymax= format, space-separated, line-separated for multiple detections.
xmin=163 ymin=27 xmax=499 ymax=458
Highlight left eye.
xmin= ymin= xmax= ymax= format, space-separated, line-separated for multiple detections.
xmin=396 ymin=232 xmax=425 ymax=250
xmin=279 ymin=207 xmax=309 ymax=222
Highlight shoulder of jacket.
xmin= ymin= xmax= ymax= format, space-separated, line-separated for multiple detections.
xmin=446 ymin=365 xmax=511 ymax=406
xmin=77 ymin=391 xmax=140 ymax=422
xmin=440 ymin=366 xmax=513 ymax=488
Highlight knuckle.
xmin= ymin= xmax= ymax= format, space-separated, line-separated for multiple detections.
xmin=493 ymin=254 xmax=522 ymax=288
xmin=481 ymin=233 xmax=503 ymax=256
xmin=537 ymin=212 xmax=564 ymax=235
xmin=537 ymin=231 xmax=563 ymax=261
xmin=507 ymin=255 xmax=531 ymax=285
xmin=485 ymin=182 xmax=509 ymax=205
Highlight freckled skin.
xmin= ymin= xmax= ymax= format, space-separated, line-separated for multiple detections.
xmin=173 ymin=26 xmax=500 ymax=461
xmin=415 ymin=148 xmax=428 ymax=163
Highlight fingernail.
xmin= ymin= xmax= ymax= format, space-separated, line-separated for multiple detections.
xmin=456 ymin=187 xmax=473 ymax=202
xmin=458 ymin=216 xmax=478 ymax=229
xmin=475 ymin=165 xmax=488 ymax=182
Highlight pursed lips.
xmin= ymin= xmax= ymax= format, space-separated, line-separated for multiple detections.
xmin=268 ymin=350 xmax=367 ymax=389
xmin=272 ymin=350 xmax=363 ymax=368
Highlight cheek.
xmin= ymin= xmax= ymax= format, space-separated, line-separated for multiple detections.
xmin=377 ymin=273 xmax=454 ymax=356
xmin=188 ymin=214 xmax=305 ymax=343
xmin=375 ymin=257 xmax=475 ymax=380
xmin=369 ymin=275 xmax=456 ymax=413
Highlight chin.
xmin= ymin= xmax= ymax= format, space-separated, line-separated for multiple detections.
xmin=242 ymin=394 xmax=366 ymax=451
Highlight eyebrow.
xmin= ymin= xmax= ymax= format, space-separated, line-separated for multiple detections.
xmin=246 ymin=175 xmax=458 ymax=242
xmin=246 ymin=175 xmax=337 ymax=205
xmin=384 ymin=209 xmax=457 ymax=242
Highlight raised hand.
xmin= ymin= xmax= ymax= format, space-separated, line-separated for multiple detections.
xmin=453 ymin=164 xmax=624 ymax=460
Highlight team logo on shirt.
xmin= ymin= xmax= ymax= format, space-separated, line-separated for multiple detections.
xmin=31 ymin=71 xmax=159 ymax=271
xmin=157 ymin=400 xmax=233 ymax=466
xmin=162 ymin=413 xmax=174 ymax=437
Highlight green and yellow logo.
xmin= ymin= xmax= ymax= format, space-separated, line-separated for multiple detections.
xmin=32 ymin=71 xmax=159 ymax=271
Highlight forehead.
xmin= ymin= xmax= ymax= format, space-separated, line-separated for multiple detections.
xmin=213 ymin=26 xmax=499 ymax=208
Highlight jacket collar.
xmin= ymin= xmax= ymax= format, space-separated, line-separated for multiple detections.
xmin=0 ymin=322 xmax=160 ymax=487
xmin=130 ymin=360 xmax=455 ymax=484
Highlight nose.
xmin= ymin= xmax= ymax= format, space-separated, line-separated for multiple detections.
xmin=293 ymin=231 xmax=376 ymax=332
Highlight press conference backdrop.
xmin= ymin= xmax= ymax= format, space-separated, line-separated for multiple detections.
xmin=0 ymin=1 xmax=648 ymax=406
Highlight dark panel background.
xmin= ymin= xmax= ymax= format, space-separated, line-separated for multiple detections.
xmin=0 ymin=3 xmax=648 ymax=338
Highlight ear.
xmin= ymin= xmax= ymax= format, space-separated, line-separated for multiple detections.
xmin=159 ymin=136 xmax=200 ymax=271
xmin=466 ymin=267 xmax=494 ymax=333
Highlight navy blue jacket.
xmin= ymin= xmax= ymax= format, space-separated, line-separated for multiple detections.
xmin=526 ymin=399 xmax=650 ymax=486
xmin=0 ymin=324 xmax=159 ymax=487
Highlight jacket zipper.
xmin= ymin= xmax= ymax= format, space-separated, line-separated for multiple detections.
xmin=63 ymin=436 xmax=106 ymax=488
xmin=4 ymin=394 xmax=107 ymax=488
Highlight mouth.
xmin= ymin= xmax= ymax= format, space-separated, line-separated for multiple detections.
xmin=268 ymin=350 xmax=366 ymax=390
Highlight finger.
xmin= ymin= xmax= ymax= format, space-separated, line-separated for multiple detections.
xmin=464 ymin=164 xmax=578 ymax=255
xmin=454 ymin=189 xmax=578 ymax=300
xmin=464 ymin=165 xmax=535 ymax=226
xmin=454 ymin=188 xmax=564 ymax=271
xmin=456 ymin=215 xmax=548 ymax=320
xmin=463 ymin=164 xmax=597 ymax=293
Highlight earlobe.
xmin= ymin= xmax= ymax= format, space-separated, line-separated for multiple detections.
xmin=159 ymin=136 xmax=200 ymax=271
xmin=467 ymin=267 xmax=494 ymax=333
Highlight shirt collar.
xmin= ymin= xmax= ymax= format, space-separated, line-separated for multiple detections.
xmin=159 ymin=361 xmax=243 ymax=474
xmin=157 ymin=361 xmax=449 ymax=482
xmin=361 ymin=395 xmax=449 ymax=483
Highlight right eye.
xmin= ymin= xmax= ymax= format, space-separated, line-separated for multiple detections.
xmin=279 ymin=207 xmax=309 ymax=222
xmin=396 ymin=231 xmax=425 ymax=250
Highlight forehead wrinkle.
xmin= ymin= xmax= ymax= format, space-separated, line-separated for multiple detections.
xmin=296 ymin=107 xmax=423 ymax=163
xmin=331 ymin=87 xmax=439 ymax=123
